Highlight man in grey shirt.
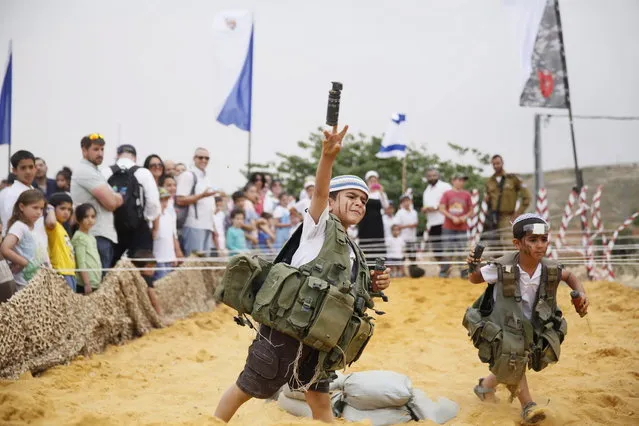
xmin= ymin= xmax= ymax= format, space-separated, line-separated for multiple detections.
xmin=70 ymin=134 xmax=123 ymax=270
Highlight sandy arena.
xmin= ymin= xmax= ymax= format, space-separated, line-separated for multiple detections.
xmin=1 ymin=276 xmax=637 ymax=426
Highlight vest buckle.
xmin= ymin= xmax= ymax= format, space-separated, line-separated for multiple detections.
xmin=508 ymin=352 xmax=517 ymax=369
xmin=515 ymin=296 xmax=522 ymax=302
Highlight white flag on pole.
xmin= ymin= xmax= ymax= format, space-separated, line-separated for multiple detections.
xmin=376 ymin=113 xmax=407 ymax=159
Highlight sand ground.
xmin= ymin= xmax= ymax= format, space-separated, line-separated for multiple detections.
xmin=1 ymin=276 xmax=638 ymax=426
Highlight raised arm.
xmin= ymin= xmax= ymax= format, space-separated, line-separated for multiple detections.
xmin=308 ymin=125 xmax=349 ymax=224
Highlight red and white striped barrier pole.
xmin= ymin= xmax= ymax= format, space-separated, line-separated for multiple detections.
xmin=578 ymin=186 xmax=595 ymax=280
xmin=605 ymin=211 xmax=639 ymax=280
xmin=589 ymin=185 xmax=611 ymax=279
xmin=468 ymin=189 xmax=480 ymax=241
xmin=557 ymin=189 xmax=577 ymax=253
xmin=473 ymin=199 xmax=488 ymax=245
xmin=535 ymin=188 xmax=556 ymax=258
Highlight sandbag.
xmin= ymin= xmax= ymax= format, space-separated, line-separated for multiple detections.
xmin=281 ymin=383 xmax=306 ymax=401
xmin=277 ymin=393 xmax=312 ymax=418
xmin=343 ymin=370 xmax=413 ymax=410
xmin=329 ymin=370 xmax=347 ymax=392
xmin=406 ymin=389 xmax=459 ymax=425
xmin=342 ymin=404 xmax=413 ymax=426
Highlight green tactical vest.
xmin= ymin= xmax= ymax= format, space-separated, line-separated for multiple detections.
xmin=216 ymin=213 xmax=376 ymax=373
xmin=462 ymin=252 xmax=567 ymax=386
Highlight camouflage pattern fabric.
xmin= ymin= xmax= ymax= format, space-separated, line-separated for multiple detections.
xmin=0 ymin=259 xmax=223 ymax=379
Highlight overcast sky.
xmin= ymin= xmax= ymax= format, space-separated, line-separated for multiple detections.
xmin=1 ymin=0 xmax=637 ymax=191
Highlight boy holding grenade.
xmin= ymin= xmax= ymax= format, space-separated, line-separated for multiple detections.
xmin=464 ymin=213 xmax=589 ymax=424
xmin=214 ymin=124 xmax=391 ymax=423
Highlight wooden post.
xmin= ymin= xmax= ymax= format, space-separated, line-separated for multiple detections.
xmin=401 ymin=155 xmax=407 ymax=194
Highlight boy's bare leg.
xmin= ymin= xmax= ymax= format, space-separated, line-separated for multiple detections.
xmin=305 ymin=390 xmax=333 ymax=423
xmin=479 ymin=373 xmax=498 ymax=402
xmin=517 ymin=373 xmax=533 ymax=407
xmin=214 ymin=384 xmax=252 ymax=422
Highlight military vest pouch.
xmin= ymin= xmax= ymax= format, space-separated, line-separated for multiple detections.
xmin=215 ymin=255 xmax=272 ymax=314
xmin=462 ymin=307 xmax=484 ymax=348
xmin=323 ymin=315 xmax=374 ymax=371
xmin=303 ymin=285 xmax=355 ymax=352
xmin=252 ymin=263 xmax=303 ymax=328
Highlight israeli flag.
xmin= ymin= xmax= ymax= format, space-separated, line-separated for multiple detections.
xmin=376 ymin=113 xmax=407 ymax=159
xmin=213 ymin=10 xmax=253 ymax=131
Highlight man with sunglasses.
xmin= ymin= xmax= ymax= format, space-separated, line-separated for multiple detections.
xmin=176 ymin=148 xmax=219 ymax=256
xmin=71 ymin=134 xmax=124 ymax=270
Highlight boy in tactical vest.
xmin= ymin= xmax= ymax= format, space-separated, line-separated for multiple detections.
xmin=214 ymin=125 xmax=391 ymax=423
xmin=465 ymin=213 xmax=589 ymax=424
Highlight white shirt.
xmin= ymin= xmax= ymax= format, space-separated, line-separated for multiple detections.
xmin=394 ymin=208 xmax=418 ymax=242
xmin=176 ymin=166 xmax=216 ymax=231
xmin=480 ymin=263 xmax=542 ymax=320
xmin=153 ymin=209 xmax=177 ymax=263
xmin=0 ymin=181 xmax=47 ymax=243
xmin=422 ymin=180 xmax=452 ymax=229
xmin=263 ymin=191 xmax=278 ymax=214
xmin=213 ymin=210 xmax=227 ymax=255
xmin=382 ymin=214 xmax=395 ymax=243
xmin=386 ymin=235 xmax=405 ymax=260
xmin=290 ymin=207 xmax=355 ymax=269
xmin=102 ymin=158 xmax=161 ymax=222
xmin=294 ymin=198 xmax=311 ymax=215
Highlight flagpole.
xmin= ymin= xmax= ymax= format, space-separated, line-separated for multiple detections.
xmin=401 ymin=155 xmax=407 ymax=194
xmin=247 ymin=19 xmax=254 ymax=178
xmin=554 ymin=0 xmax=582 ymax=190
xmin=5 ymin=40 xmax=11 ymax=175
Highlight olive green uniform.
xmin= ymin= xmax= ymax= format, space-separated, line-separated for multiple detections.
xmin=485 ymin=172 xmax=531 ymax=242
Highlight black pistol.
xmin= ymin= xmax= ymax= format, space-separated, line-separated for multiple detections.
xmin=370 ymin=257 xmax=389 ymax=303
xmin=326 ymin=81 xmax=343 ymax=126
xmin=468 ymin=243 xmax=485 ymax=273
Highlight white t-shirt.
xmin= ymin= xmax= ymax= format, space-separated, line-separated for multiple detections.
xmin=382 ymin=214 xmax=395 ymax=243
xmin=422 ymin=180 xmax=452 ymax=229
xmin=153 ymin=209 xmax=177 ymax=263
xmin=176 ymin=166 xmax=216 ymax=231
xmin=272 ymin=204 xmax=289 ymax=220
xmin=102 ymin=157 xmax=161 ymax=222
xmin=0 ymin=181 xmax=48 ymax=247
xmin=386 ymin=235 xmax=405 ymax=260
xmin=294 ymin=198 xmax=311 ymax=215
xmin=290 ymin=207 xmax=355 ymax=269
xmin=394 ymin=208 xmax=418 ymax=242
xmin=8 ymin=221 xmax=50 ymax=286
xmin=480 ymin=263 xmax=542 ymax=320
xmin=368 ymin=190 xmax=389 ymax=209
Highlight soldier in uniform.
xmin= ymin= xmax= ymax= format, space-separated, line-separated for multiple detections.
xmin=484 ymin=155 xmax=531 ymax=243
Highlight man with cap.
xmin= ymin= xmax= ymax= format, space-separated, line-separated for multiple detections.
xmin=71 ymin=134 xmax=124 ymax=270
xmin=358 ymin=170 xmax=390 ymax=262
xmin=293 ymin=179 xmax=315 ymax=216
xmin=102 ymin=144 xmax=161 ymax=266
xmin=214 ymin=125 xmax=391 ymax=423
xmin=438 ymin=172 xmax=472 ymax=277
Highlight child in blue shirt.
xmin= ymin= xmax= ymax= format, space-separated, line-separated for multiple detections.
xmin=226 ymin=209 xmax=248 ymax=255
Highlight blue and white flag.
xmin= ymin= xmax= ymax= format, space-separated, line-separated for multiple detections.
xmin=213 ymin=10 xmax=253 ymax=131
xmin=0 ymin=48 xmax=11 ymax=146
xmin=376 ymin=113 xmax=407 ymax=159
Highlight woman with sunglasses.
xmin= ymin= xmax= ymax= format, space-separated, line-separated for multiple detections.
xmin=143 ymin=154 xmax=165 ymax=187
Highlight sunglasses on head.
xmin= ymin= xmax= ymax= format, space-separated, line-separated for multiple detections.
xmin=88 ymin=133 xmax=104 ymax=140
xmin=195 ymin=155 xmax=210 ymax=161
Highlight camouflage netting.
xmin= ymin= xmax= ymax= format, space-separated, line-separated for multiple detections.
xmin=0 ymin=259 xmax=224 ymax=379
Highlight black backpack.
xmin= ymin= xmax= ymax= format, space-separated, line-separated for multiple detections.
xmin=108 ymin=165 xmax=145 ymax=232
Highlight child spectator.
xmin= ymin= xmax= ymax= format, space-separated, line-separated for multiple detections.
xmin=272 ymin=193 xmax=292 ymax=249
xmin=226 ymin=208 xmax=248 ymax=256
xmin=131 ymin=249 xmax=162 ymax=316
xmin=46 ymin=192 xmax=77 ymax=291
xmin=257 ymin=212 xmax=276 ymax=252
xmin=382 ymin=203 xmax=396 ymax=245
xmin=153 ymin=188 xmax=183 ymax=280
xmin=214 ymin=196 xmax=228 ymax=257
xmin=72 ymin=203 xmax=101 ymax=294
xmin=0 ymin=190 xmax=51 ymax=291
xmin=439 ymin=173 xmax=472 ymax=278
xmin=55 ymin=167 xmax=72 ymax=193
xmin=386 ymin=224 xmax=405 ymax=278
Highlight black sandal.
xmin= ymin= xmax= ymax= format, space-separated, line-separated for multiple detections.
xmin=473 ymin=378 xmax=498 ymax=402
